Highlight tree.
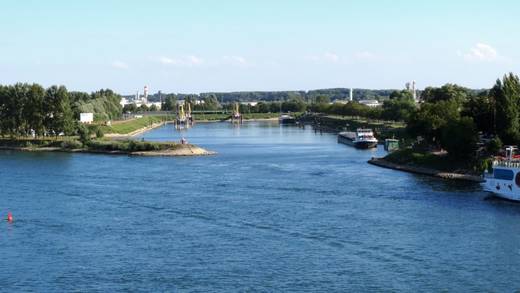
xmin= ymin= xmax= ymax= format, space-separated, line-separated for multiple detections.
xmin=491 ymin=73 xmax=520 ymax=144
xmin=203 ymin=95 xmax=221 ymax=110
xmin=420 ymin=84 xmax=469 ymax=104
xmin=44 ymin=85 xmax=74 ymax=136
xmin=123 ymin=103 xmax=137 ymax=113
xmin=462 ymin=91 xmax=494 ymax=134
xmin=161 ymin=95 xmax=177 ymax=111
xmin=389 ymin=90 xmax=413 ymax=100
xmin=440 ymin=117 xmax=478 ymax=158
xmin=406 ymin=99 xmax=460 ymax=144
xmin=381 ymin=97 xmax=416 ymax=121
xmin=314 ymin=95 xmax=331 ymax=105
xmin=24 ymin=84 xmax=46 ymax=136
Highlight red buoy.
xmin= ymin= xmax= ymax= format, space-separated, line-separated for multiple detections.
xmin=7 ymin=212 xmax=13 ymax=223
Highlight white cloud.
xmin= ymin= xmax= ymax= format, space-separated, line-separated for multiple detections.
xmin=159 ymin=56 xmax=178 ymax=65
xmin=307 ymin=52 xmax=340 ymax=63
xmin=324 ymin=52 xmax=339 ymax=63
xmin=158 ymin=55 xmax=204 ymax=66
xmin=112 ymin=60 xmax=129 ymax=69
xmin=462 ymin=43 xmax=498 ymax=62
xmin=354 ymin=51 xmax=375 ymax=60
xmin=222 ymin=55 xmax=249 ymax=67
xmin=307 ymin=51 xmax=377 ymax=64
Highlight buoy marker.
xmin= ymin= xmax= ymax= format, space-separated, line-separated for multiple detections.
xmin=6 ymin=212 xmax=13 ymax=223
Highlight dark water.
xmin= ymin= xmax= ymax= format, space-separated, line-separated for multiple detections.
xmin=1 ymin=121 xmax=520 ymax=292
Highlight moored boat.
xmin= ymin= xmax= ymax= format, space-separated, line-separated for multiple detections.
xmin=338 ymin=128 xmax=378 ymax=149
xmin=483 ymin=146 xmax=520 ymax=201
xmin=279 ymin=114 xmax=296 ymax=124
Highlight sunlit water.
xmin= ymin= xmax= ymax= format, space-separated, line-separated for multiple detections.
xmin=1 ymin=121 xmax=520 ymax=291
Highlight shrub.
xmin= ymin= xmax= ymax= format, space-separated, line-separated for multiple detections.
xmin=61 ymin=140 xmax=83 ymax=149
xmin=95 ymin=128 xmax=104 ymax=138
xmin=486 ymin=137 xmax=503 ymax=155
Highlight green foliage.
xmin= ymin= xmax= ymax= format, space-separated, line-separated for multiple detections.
xmin=74 ymin=89 xmax=122 ymax=122
xmin=60 ymin=139 xmax=83 ymax=150
xmin=486 ymin=137 xmax=503 ymax=155
xmin=95 ymin=127 xmax=104 ymax=138
xmin=202 ymin=95 xmax=221 ymax=110
xmin=87 ymin=139 xmax=179 ymax=152
xmin=381 ymin=97 xmax=416 ymax=121
xmin=389 ymin=90 xmax=413 ymax=100
xmin=149 ymin=104 xmax=158 ymax=111
xmin=385 ymin=148 xmax=474 ymax=172
xmin=123 ymin=103 xmax=138 ymax=113
xmin=491 ymin=73 xmax=520 ymax=144
xmin=77 ymin=124 xmax=91 ymax=144
xmin=161 ymin=95 xmax=177 ymax=111
xmin=440 ymin=117 xmax=478 ymax=159
xmin=462 ymin=91 xmax=494 ymax=134
xmin=406 ymin=99 xmax=460 ymax=143
xmin=420 ymin=84 xmax=470 ymax=104
xmin=101 ymin=116 xmax=166 ymax=134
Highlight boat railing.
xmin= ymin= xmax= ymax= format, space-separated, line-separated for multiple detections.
xmin=493 ymin=160 xmax=520 ymax=168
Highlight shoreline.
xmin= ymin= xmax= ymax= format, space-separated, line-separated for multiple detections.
xmin=368 ymin=157 xmax=484 ymax=183
xmin=0 ymin=144 xmax=215 ymax=157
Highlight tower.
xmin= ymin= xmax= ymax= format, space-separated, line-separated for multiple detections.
xmin=144 ymin=85 xmax=149 ymax=103
xmin=135 ymin=90 xmax=139 ymax=101
xmin=412 ymin=80 xmax=417 ymax=101
xmin=349 ymin=88 xmax=353 ymax=101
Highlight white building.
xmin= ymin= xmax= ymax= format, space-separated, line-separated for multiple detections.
xmin=358 ymin=100 xmax=381 ymax=107
xmin=241 ymin=101 xmax=258 ymax=107
xmin=79 ymin=113 xmax=94 ymax=124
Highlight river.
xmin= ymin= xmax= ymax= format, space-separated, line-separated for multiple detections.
xmin=1 ymin=121 xmax=520 ymax=291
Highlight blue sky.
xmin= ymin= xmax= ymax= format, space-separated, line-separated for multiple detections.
xmin=0 ymin=0 xmax=519 ymax=94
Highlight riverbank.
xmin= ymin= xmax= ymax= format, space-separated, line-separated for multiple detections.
xmin=368 ymin=149 xmax=484 ymax=182
xmin=299 ymin=113 xmax=407 ymax=140
xmin=0 ymin=138 xmax=215 ymax=157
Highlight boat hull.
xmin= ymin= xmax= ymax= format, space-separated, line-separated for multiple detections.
xmin=337 ymin=133 xmax=377 ymax=149
xmin=483 ymin=178 xmax=520 ymax=201
xmin=279 ymin=118 xmax=296 ymax=124
xmin=354 ymin=141 xmax=378 ymax=149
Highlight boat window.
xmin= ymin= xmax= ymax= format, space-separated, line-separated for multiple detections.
xmin=516 ymin=172 xmax=520 ymax=187
xmin=494 ymin=168 xmax=514 ymax=180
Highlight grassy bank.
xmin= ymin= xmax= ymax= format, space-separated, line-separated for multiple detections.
xmin=0 ymin=137 xmax=180 ymax=152
xmin=383 ymin=148 xmax=482 ymax=175
xmin=99 ymin=116 xmax=168 ymax=135
xmin=0 ymin=137 xmax=215 ymax=156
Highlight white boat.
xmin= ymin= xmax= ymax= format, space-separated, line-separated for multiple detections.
xmin=483 ymin=146 xmax=520 ymax=201
xmin=279 ymin=114 xmax=296 ymax=124
xmin=338 ymin=128 xmax=378 ymax=149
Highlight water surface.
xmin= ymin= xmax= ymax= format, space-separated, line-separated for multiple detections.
xmin=1 ymin=121 xmax=520 ymax=291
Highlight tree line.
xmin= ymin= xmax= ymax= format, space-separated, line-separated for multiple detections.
xmin=0 ymin=83 xmax=121 ymax=137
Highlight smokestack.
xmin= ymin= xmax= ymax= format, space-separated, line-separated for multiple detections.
xmin=412 ymin=81 xmax=417 ymax=101
xmin=144 ymin=86 xmax=149 ymax=103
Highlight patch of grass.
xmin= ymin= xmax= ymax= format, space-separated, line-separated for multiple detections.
xmin=86 ymin=139 xmax=180 ymax=152
xmin=384 ymin=148 xmax=474 ymax=172
xmin=100 ymin=116 xmax=167 ymax=134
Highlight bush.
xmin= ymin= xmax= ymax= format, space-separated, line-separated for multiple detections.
xmin=486 ymin=137 xmax=503 ymax=155
xmin=77 ymin=124 xmax=91 ymax=144
xmin=95 ymin=128 xmax=104 ymax=138
xmin=61 ymin=139 xmax=83 ymax=149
